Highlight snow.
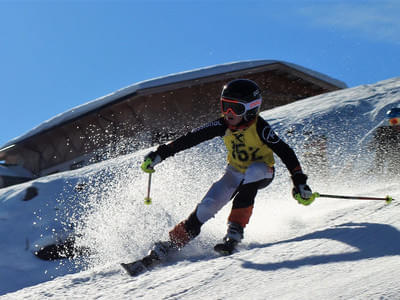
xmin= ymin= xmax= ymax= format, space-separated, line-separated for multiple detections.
xmin=1 ymin=77 xmax=400 ymax=299
xmin=0 ymin=59 xmax=346 ymax=150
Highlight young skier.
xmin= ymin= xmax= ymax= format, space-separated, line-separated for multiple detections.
xmin=141 ymin=79 xmax=314 ymax=258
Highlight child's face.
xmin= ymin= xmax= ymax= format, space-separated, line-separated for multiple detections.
xmin=224 ymin=112 xmax=243 ymax=127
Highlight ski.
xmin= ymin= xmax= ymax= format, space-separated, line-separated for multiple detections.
xmin=121 ymin=253 xmax=160 ymax=276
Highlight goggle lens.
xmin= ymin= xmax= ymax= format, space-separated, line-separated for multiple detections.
xmin=221 ymin=99 xmax=246 ymax=116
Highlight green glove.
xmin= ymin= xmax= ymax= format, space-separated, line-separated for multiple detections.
xmin=141 ymin=158 xmax=155 ymax=173
xmin=291 ymin=172 xmax=315 ymax=206
xmin=141 ymin=151 xmax=161 ymax=173
xmin=293 ymin=190 xmax=318 ymax=206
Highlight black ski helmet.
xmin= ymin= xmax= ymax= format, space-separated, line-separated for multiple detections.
xmin=221 ymin=79 xmax=262 ymax=123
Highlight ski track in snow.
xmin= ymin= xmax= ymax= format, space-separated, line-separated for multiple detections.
xmin=1 ymin=77 xmax=400 ymax=299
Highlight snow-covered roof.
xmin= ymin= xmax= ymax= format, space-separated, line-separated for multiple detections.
xmin=0 ymin=60 xmax=346 ymax=150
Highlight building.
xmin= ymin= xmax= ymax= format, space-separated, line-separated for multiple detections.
xmin=0 ymin=60 xmax=346 ymax=188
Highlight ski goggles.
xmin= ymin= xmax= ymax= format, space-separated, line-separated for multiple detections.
xmin=221 ymin=97 xmax=262 ymax=116
xmin=389 ymin=117 xmax=400 ymax=125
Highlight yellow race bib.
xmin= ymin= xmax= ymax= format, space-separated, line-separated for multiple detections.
xmin=223 ymin=121 xmax=275 ymax=173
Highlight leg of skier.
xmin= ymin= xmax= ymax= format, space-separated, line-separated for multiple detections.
xmin=167 ymin=165 xmax=243 ymax=249
xmin=215 ymin=162 xmax=274 ymax=255
xmin=149 ymin=165 xmax=243 ymax=261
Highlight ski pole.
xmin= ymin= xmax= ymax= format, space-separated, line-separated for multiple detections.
xmin=144 ymin=172 xmax=152 ymax=205
xmin=314 ymin=192 xmax=394 ymax=204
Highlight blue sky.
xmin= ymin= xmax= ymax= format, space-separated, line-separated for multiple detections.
xmin=0 ymin=0 xmax=399 ymax=147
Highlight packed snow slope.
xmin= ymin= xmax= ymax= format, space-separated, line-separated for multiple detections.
xmin=1 ymin=77 xmax=400 ymax=299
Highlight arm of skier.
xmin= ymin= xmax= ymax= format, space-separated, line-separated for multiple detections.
xmin=256 ymin=118 xmax=315 ymax=205
xmin=141 ymin=118 xmax=226 ymax=173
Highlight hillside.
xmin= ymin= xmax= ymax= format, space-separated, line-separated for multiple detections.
xmin=1 ymin=77 xmax=400 ymax=299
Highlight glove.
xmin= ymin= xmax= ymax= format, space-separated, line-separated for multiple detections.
xmin=141 ymin=151 xmax=162 ymax=173
xmin=292 ymin=184 xmax=316 ymax=205
xmin=291 ymin=172 xmax=315 ymax=206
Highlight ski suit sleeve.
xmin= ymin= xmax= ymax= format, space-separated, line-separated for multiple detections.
xmin=256 ymin=117 xmax=303 ymax=176
xmin=156 ymin=118 xmax=227 ymax=160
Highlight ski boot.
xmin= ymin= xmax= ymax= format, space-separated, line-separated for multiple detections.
xmin=214 ymin=238 xmax=239 ymax=256
xmin=149 ymin=241 xmax=174 ymax=262
xmin=214 ymin=222 xmax=243 ymax=256
xmin=121 ymin=241 xmax=174 ymax=276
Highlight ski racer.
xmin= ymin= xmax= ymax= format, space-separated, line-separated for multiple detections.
xmin=371 ymin=106 xmax=400 ymax=176
xmin=141 ymin=79 xmax=314 ymax=257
